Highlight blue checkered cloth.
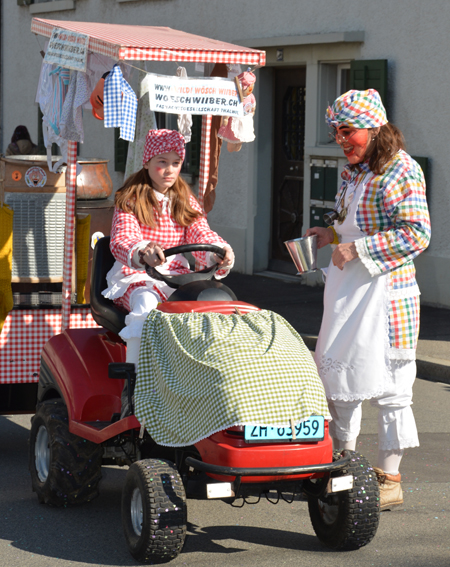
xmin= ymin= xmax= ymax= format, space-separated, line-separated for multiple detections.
xmin=104 ymin=64 xmax=137 ymax=142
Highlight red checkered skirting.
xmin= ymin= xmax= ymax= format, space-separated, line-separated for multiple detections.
xmin=0 ymin=308 xmax=100 ymax=385
xmin=61 ymin=140 xmax=78 ymax=331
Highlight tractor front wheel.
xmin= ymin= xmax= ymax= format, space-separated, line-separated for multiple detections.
xmin=307 ymin=451 xmax=380 ymax=550
xmin=122 ymin=458 xmax=187 ymax=564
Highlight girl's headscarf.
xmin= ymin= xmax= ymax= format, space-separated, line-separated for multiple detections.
xmin=142 ymin=129 xmax=186 ymax=165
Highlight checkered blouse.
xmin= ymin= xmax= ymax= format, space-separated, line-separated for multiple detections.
xmin=337 ymin=150 xmax=431 ymax=351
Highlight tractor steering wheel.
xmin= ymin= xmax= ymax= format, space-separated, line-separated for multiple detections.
xmin=144 ymin=243 xmax=225 ymax=289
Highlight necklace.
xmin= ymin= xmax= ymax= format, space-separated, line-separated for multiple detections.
xmin=336 ymin=170 xmax=368 ymax=224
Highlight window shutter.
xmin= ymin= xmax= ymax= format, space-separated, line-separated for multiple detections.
xmin=350 ymin=60 xmax=388 ymax=103
xmin=412 ymin=156 xmax=429 ymax=186
xmin=114 ymin=128 xmax=129 ymax=172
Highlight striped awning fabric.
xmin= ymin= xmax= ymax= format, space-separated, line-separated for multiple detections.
xmin=31 ymin=19 xmax=266 ymax=66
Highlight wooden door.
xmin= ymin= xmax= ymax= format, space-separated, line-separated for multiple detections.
xmin=269 ymin=67 xmax=306 ymax=273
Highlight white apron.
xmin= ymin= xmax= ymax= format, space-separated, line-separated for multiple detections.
xmin=315 ymin=177 xmax=393 ymax=402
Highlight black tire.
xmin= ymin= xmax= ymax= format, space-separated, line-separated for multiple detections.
xmin=29 ymin=399 xmax=102 ymax=506
xmin=307 ymin=451 xmax=380 ymax=550
xmin=122 ymin=458 xmax=187 ymax=564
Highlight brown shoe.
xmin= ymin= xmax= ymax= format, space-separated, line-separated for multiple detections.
xmin=373 ymin=467 xmax=404 ymax=511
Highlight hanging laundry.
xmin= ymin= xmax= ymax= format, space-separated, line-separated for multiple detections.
xmin=47 ymin=66 xmax=70 ymax=136
xmin=124 ymin=71 xmax=157 ymax=179
xmin=60 ymin=71 xmax=91 ymax=142
xmin=104 ymin=64 xmax=138 ymax=142
xmin=36 ymin=63 xmax=71 ymax=173
xmin=176 ymin=67 xmax=193 ymax=143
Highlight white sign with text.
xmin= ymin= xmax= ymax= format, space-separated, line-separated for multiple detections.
xmin=44 ymin=28 xmax=89 ymax=72
xmin=148 ymin=75 xmax=244 ymax=117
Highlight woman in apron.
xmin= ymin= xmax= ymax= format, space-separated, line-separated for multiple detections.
xmin=306 ymin=89 xmax=431 ymax=510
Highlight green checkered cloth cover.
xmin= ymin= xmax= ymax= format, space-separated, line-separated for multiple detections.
xmin=134 ymin=309 xmax=330 ymax=447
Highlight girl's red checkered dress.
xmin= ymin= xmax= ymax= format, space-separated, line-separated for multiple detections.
xmin=104 ymin=192 xmax=229 ymax=311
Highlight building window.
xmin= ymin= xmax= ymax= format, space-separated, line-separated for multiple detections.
xmin=26 ymin=1 xmax=75 ymax=14
xmin=317 ymin=62 xmax=350 ymax=145
xmin=318 ymin=60 xmax=387 ymax=145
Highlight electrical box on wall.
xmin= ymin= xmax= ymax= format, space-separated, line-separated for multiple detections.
xmin=310 ymin=159 xmax=338 ymax=201
xmin=309 ymin=158 xmax=338 ymax=228
xmin=310 ymin=206 xmax=327 ymax=228
xmin=311 ymin=159 xmax=325 ymax=200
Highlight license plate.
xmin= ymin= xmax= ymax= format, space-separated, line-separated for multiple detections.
xmin=244 ymin=417 xmax=325 ymax=443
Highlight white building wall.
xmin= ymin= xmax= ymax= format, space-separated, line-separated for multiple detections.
xmin=2 ymin=0 xmax=449 ymax=304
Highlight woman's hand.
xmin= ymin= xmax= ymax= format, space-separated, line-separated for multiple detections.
xmin=332 ymin=242 xmax=358 ymax=270
xmin=139 ymin=242 xmax=166 ymax=267
xmin=213 ymin=245 xmax=234 ymax=269
xmin=304 ymin=226 xmax=334 ymax=249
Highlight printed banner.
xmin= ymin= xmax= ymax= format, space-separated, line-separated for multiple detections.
xmin=148 ymin=74 xmax=244 ymax=117
xmin=44 ymin=28 xmax=89 ymax=72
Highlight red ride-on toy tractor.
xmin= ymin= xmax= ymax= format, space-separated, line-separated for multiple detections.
xmin=29 ymin=237 xmax=380 ymax=564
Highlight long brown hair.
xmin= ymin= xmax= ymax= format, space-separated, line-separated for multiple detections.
xmin=365 ymin=123 xmax=406 ymax=174
xmin=114 ymin=167 xmax=202 ymax=228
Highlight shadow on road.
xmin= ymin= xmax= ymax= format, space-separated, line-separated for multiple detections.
xmin=183 ymin=521 xmax=328 ymax=555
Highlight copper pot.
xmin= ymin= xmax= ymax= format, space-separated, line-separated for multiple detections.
xmin=76 ymin=158 xmax=113 ymax=200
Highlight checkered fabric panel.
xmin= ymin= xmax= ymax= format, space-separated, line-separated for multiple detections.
xmin=119 ymin=48 xmax=264 ymax=66
xmin=0 ymin=308 xmax=100 ymax=384
xmin=104 ymin=65 xmax=138 ymax=142
xmin=134 ymin=309 xmax=331 ymax=447
xmin=61 ymin=140 xmax=78 ymax=331
xmin=389 ymin=296 xmax=420 ymax=350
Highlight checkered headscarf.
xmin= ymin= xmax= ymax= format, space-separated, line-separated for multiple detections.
xmin=325 ymin=89 xmax=388 ymax=129
xmin=142 ymin=129 xmax=186 ymax=165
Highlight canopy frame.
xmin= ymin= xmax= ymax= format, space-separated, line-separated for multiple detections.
xmin=31 ymin=18 xmax=265 ymax=330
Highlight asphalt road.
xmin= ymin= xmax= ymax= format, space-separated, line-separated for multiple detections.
xmin=1 ymin=376 xmax=449 ymax=567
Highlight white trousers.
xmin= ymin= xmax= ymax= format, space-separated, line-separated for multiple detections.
xmin=119 ymin=287 xmax=174 ymax=367
xmin=328 ymin=359 xmax=419 ymax=451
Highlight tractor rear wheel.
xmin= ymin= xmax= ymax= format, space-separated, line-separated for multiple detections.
xmin=29 ymin=399 xmax=102 ymax=506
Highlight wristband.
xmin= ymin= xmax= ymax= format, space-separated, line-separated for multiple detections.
xmin=328 ymin=226 xmax=340 ymax=245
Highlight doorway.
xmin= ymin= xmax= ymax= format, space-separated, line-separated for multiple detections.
xmin=269 ymin=67 xmax=306 ymax=274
